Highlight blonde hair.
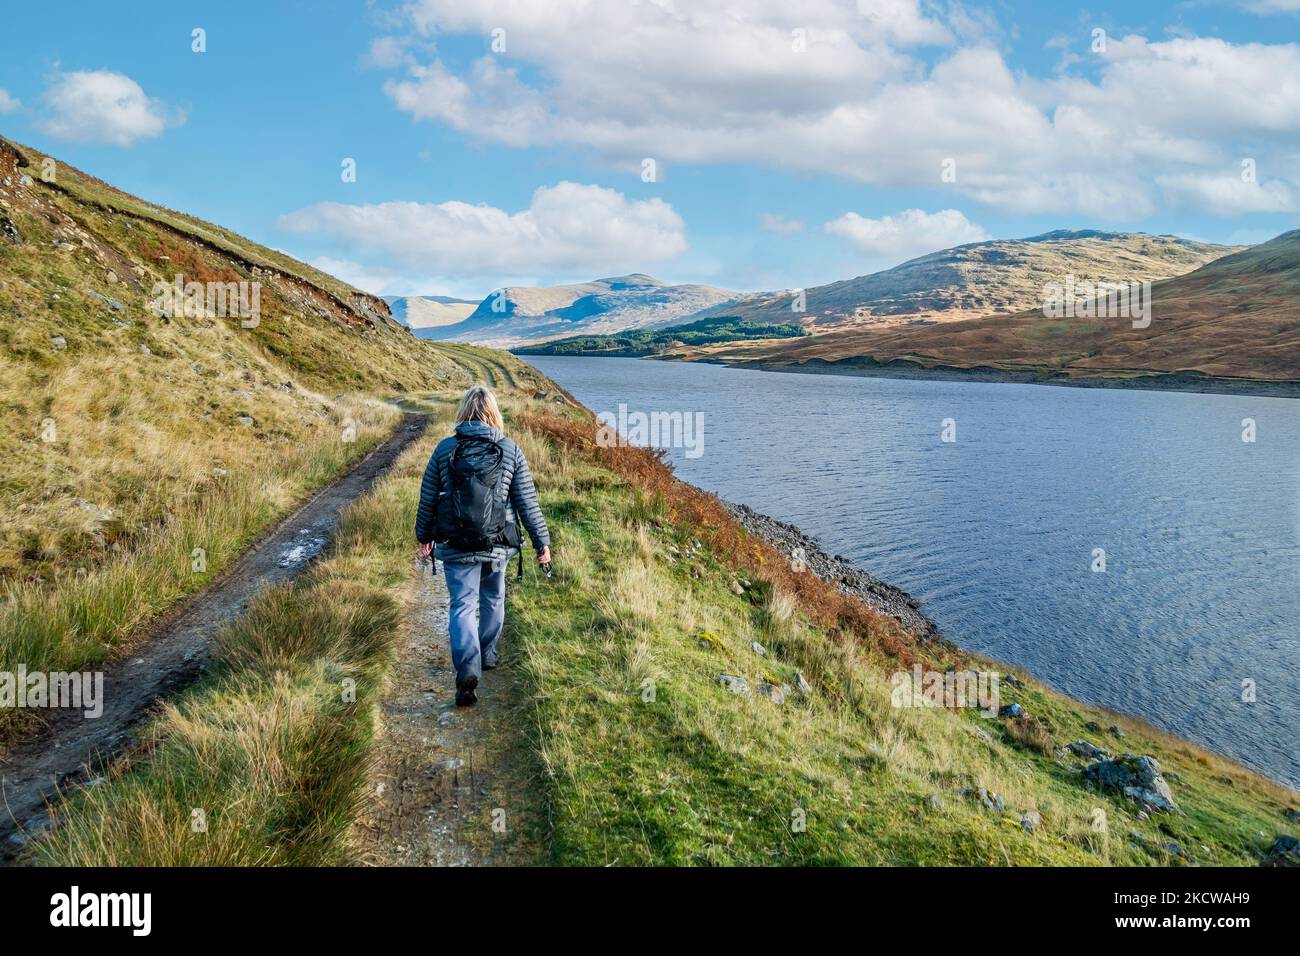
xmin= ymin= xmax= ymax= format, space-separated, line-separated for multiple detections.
xmin=455 ymin=384 xmax=504 ymax=431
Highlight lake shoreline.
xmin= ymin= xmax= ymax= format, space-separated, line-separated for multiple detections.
xmin=691 ymin=356 xmax=1300 ymax=398
xmin=722 ymin=500 xmax=944 ymax=645
xmin=675 ymin=355 xmax=1300 ymax=399
xmin=720 ymin=498 xmax=1299 ymax=793
xmin=528 ymin=353 xmax=1300 ymax=790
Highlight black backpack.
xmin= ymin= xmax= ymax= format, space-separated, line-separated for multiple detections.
xmin=435 ymin=435 xmax=522 ymax=553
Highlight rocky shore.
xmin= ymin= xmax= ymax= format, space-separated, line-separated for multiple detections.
xmin=723 ymin=501 xmax=942 ymax=644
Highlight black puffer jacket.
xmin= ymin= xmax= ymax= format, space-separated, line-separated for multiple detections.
xmin=414 ymin=420 xmax=549 ymax=565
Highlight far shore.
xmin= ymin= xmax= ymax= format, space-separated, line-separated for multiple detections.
xmin=673 ymin=354 xmax=1300 ymax=399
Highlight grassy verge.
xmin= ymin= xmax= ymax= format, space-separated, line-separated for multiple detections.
xmin=503 ymin=405 xmax=1299 ymax=866
xmin=29 ymin=401 xmax=452 ymax=865
xmin=0 ymin=393 xmax=398 ymax=741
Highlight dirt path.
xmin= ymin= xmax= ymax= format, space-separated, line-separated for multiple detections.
xmin=0 ymin=413 xmax=429 ymax=860
xmin=356 ymin=559 xmax=542 ymax=867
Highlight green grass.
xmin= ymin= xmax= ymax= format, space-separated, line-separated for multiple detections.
xmin=503 ymin=412 xmax=1300 ymax=866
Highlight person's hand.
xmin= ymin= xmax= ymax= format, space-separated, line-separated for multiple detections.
xmin=538 ymin=545 xmax=551 ymax=565
xmin=418 ymin=541 xmax=433 ymax=560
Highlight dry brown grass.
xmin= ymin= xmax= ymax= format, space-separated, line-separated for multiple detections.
xmin=520 ymin=409 xmax=918 ymax=666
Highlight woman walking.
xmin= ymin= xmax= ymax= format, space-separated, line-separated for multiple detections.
xmin=415 ymin=385 xmax=550 ymax=706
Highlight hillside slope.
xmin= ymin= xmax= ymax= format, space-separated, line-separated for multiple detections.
xmin=431 ymin=274 xmax=738 ymax=347
xmin=27 ymin=392 xmax=1300 ymax=866
xmin=692 ymin=230 xmax=1235 ymax=330
xmin=0 ymin=135 xmax=548 ymax=724
xmin=692 ymin=229 xmax=1300 ymax=385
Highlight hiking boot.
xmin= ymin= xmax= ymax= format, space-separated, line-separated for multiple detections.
xmin=455 ymin=675 xmax=478 ymax=707
xmin=482 ymin=659 xmax=498 ymax=671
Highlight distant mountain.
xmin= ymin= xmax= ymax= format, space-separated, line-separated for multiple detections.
xmin=384 ymin=295 xmax=479 ymax=334
xmin=688 ymin=230 xmax=1300 ymax=386
xmin=689 ymin=230 xmax=1236 ymax=330
xmin=427 ymin=274 xmax=738 ymax=347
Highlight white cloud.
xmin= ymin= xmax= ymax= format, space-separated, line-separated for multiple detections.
xmin=760 ymin=213 xmax=804 ymax=235
xmin=824 ymin=209 xmax=990 ymax=263
xmin=1156 ymin=172 xmax=1298 ymax=215
xmin=278 ymin=182 xmax=687 ymax=279
xmin=1241 ymin=1 xmax=1300 ymax=13
xmin=39 ymin=70 xmax=181 ymax=146
xmin=0 ymin=89 xmax=20 ymax=114
xmin=373 ymin=2 xmax=1300 ymax=218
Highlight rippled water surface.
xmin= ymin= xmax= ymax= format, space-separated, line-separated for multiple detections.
xmin=530 ymin=356 xmax=1300 ymax=787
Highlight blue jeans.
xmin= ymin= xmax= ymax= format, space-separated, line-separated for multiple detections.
xmin=443 ymin=561 xmax=506 ymax=682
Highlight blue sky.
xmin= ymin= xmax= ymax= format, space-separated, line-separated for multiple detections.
xmin=2 ymin=0 xmax=1298 ymax=299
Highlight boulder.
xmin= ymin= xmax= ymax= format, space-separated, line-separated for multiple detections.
xmin=717 ymin=673 xmax=749 ymax=696
xmin=960 ymin=787 xmax=1005 ymax=813
xmin=1260 ymin=835 xmax=1300 ymax=867
xmin=1068 ymin=740 xmax=1109 ymax=761
xmin=1082 ymin=754 xmax=1181 ymax=814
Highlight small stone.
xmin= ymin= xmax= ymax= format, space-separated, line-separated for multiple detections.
xmin=1108 ymin=724 xmax=1126 ymax=738
xmin=960 ymin=787 xmax=1005 ymax=814
xmin=729 ymin=580 xmax=745 ymax=596
xmin=1020 ymin=809 xmax=1042 ymax=833
xmin=50 ymin=334 xmax=67 ymax=350
xmin=1283 ymin=808 xmax=1300 ymax=824
xmin=428 ymin=758 xmax=464 ymax=774
xmin=756 ymin=682 xmax=784 ymax=705
xmin=237 ymin=416 xmax=254 ymax=427
xmin=717 ymin=673 xmax=749 ymax=696
xmin=750 ymin=640 xmax=766 ymax=657
xmin=924 ymin=794 xmax=944 ymax=811
xmin=1085 ymin=720 xmax=1102 ymax=732
xmin=1068 ymin=740 xmax=1110 ymax=761
xmin=793 ymin=671 xmax=812 ymax=697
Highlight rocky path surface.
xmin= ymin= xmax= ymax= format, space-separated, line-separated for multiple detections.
xmin=0 ymin=414 xmax=429 ymax=860
xmin=356 ymin=561 xmax=539 ymax=866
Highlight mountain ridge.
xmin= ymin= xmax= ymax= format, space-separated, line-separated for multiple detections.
xmin=689 ymin=230 xmax=1238 ymax=331
xmin=429 ymin=273 xmax=738 ymax=347
xmin=676 ymin=228 xmax=1300 ymax=388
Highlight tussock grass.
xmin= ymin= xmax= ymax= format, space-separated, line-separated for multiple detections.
xmin=30 ymin=399 xmax=460 ymax=866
